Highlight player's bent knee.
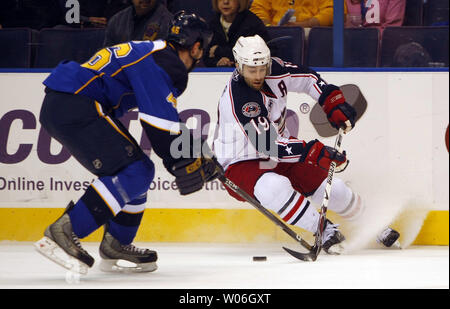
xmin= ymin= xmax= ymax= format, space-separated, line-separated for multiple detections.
xmin=310 ymin=177 xmax=365 ymax=220
xmin=311 ymin=178 xmax=351 ymax=208
xmin=130 ymin=157 xmax=155 ymax=195
xmin=114 ymin=157 xmax=155 ymax=202
xmin=254 ymin=172 xmax=295 ymax=211
xmin=328 ymin=178 xmax=351 ymax=206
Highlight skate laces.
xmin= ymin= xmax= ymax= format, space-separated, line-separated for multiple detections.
xmin=122 ymin=244 xmax=148 ymax=255
xmin=71 ymin=232 xmax=88 ymax=253
xmin=322 ymin=222 xmax=340 ymax=245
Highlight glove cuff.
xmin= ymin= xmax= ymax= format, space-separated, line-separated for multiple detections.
xmin=318 ymin=84 xmax=346 ymax=114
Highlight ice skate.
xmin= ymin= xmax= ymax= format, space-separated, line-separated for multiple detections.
xmin=376 ymin=227 xmax=401 ymax=248
xmin=321 ymin=219 xmax=346 ymax=255
xmin=34 ymin=205 xmax=95 ymax=275
xmin=99 ymin=228 xmax=158 ymax=273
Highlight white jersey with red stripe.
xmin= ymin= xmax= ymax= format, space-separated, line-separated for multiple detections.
xmin=213 ymin=57 xmax=329 ymax=170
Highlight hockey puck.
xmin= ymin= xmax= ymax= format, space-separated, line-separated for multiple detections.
xmin=252 ymin=256 xmax=267 ymax=261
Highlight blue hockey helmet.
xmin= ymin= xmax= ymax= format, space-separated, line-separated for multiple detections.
xmin=167 ymin=11 xmax=213 ymax=50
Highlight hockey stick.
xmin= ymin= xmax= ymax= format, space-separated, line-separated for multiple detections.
xmin=283 ymin=127 xmax=345 ymax=261
xmin=214 ymin=167 xmax=317 ymax=261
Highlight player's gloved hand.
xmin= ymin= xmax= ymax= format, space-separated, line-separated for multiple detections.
xmin=301 ymin=139 xmax=349 ymax=172
xmin=201 ymin=156 xmax=221 ymax=182
xmin=170 ymin=156 xmax=220 ymax=195
xmin=199 ymin=139 xmax=222 ymax=182
xmin=319 ymin=84 xmax=356 ymax=133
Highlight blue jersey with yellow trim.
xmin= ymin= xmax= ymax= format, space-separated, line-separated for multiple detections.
xmin=44 ymin=40 xmax=187 ymax=131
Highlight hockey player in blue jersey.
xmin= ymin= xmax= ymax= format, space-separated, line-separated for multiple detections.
xmin=34 ymin=12 xmax=217 ymax=274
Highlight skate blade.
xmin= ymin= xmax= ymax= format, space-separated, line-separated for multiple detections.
xmin=99 ymin=259 xmax=157 ymax=273
xmin=376 ymin=239 xmax=402 ymax=249
xmin=323 ymin=244 xmax=344 ymax=255
xmin=34 ymin=236 xmax=89 ymax=275
xmin=391 ymin=240 xmax=402 ymax=249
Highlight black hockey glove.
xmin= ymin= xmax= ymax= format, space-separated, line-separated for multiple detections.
xmin=170 ymin=156 xmax=220 ymax=195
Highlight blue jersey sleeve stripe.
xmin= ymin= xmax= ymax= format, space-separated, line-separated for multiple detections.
xmin=111 ymin=41 xmax=167 ymax=77
xmin=139 ymin=112 xmax=181 ymax=134
xmin=74 ymin=72 xmax=105 ymax=94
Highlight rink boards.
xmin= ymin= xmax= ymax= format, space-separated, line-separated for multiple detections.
xmin=0 ymin=70 xmax=448 ymax=245
xmin=0 ymin=208 xmax=448 ymax=245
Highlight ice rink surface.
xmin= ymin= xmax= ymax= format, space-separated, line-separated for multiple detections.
xmin=0 ymin=242 xmax=448 ymax=290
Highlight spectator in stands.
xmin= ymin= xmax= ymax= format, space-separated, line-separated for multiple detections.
xmin=165 ymin=0 xmax=214 ymax=21
xmin=78 ymin=0 xmax=130 ymax=28
xmin=345 ymin=0 xmax=406 ymax=29
xmin=250 ymin=0 xmax=346 ymax=27
xmin=204 ymin=0 xmax=269 ymax=67
xmin=104 ymin=0 xmax=173 ymax=46
xmin=102 ymin=0 xmax=133 ymax=20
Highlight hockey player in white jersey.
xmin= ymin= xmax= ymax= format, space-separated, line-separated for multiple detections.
xmin=213 ymin=35 xmax=400 ymax=253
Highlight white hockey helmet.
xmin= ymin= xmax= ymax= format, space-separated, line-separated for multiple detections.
xmin=233 ymin=35 xmax=271 ymax=75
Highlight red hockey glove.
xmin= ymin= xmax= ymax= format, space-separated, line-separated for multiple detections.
xmin=301 ymin=140 xmax=349 ymax=172
xmin=319 ymin=84 xmax=356 ymax=133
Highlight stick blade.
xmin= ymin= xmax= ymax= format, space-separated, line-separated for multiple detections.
xmin=282 ymin=246 xmax=318 ymax=262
